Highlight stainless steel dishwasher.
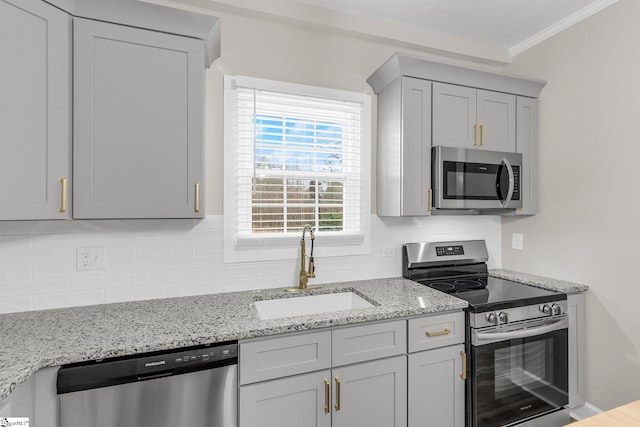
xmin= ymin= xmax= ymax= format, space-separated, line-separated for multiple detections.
xmin=57 ymin=341 xmax=237 ymax=427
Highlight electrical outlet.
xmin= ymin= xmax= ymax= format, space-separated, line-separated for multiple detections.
xmin=512 ymin=233 xmax=524 ymax=251
xmin=77 ymin=247 xmax=104 ymax=271
xmin=382 ymin=247 xmax=396 ymax=257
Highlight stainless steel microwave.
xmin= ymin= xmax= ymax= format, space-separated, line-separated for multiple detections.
xmin=432 ymin=146 xmax=523 ymax=210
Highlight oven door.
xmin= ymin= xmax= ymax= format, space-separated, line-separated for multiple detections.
xmin=433 ymin=146 xmax=522 ymax=210
xmin=470 ymin=316 xmax=568 ymax=427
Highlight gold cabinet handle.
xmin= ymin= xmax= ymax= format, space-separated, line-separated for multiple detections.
xmin=324 ymin=379 xmax=330 ymax=414
xmin=334 ymin=376 xmax=341 ymax=411
xmin=473 ymin=124 xmax=479 ymax=146
xmin=479 ymin=124 xmax=484 ymax=146
xmin=425 ymin=328 xmax=451 ymax=337
xmin=58 ymin=178 xmax=68 ymax=213
xmin=195 ymin=182 xmax=201 ymax=213
xmin=426 ymin=188 xmax=433 ymax=212
xmin=460 ymin=351 xmax=467 ymax=380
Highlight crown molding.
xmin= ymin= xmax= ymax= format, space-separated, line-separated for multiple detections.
xmin=509 ymin=0 xmax=619 ymax=57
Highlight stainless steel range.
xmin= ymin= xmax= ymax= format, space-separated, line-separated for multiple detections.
xmin=403 ymin=240 xmax=569 ymax=427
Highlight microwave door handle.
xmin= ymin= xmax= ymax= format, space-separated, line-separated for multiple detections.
xmin=499 ymin=158 xmax=515 ymax=208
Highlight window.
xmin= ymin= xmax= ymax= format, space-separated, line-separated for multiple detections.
xmin=224 ymin=76 xmax=371 ymax=263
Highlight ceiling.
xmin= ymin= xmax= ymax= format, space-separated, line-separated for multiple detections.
xmin=295 ymin=0 xmax=618 ymax=55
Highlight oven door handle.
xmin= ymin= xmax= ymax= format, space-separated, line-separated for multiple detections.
xmin=498 ymin=157 xmax=515 ymax=208
xmin=475 ymin=317 xmax=568 ymax=343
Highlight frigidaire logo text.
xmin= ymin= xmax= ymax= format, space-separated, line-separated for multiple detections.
xmin=144 ymin=360 xmax=166 ymax=367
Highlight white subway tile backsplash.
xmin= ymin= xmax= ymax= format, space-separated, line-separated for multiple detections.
xmin=69 ymin=274 xmax=136 ymax=291
xmin=0 ymin=214 xmax=501 ymax=312
xmin=32 ymin=290 xmax=104 ymax=311
xmin=0 ymin=295 xmax=33 ymax=314
xmin=0 ymin=278 xmax=69 ymax=297
xmin=166 ymin=281 xmax=224 ymax=298
xmin=0 ymin=266 xmax=31 ymax=281
xmin=105 ymin=258 xmax=167 ymax=274
xmin=104 ymin=285 xmax=167 ymax=304
xmin=136 ymin=270 xmax=196 ymax=286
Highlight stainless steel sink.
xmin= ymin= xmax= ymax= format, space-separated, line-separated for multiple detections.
xmin=254 ymin=292 xmax=374 ymax=320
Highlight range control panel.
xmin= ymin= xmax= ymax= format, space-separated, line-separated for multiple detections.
xmin=435 ymin=245 xmax=465 ymax=257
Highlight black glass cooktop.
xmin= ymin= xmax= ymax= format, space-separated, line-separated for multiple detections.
xmin=417 ymin=275 xmax=566 ymax=312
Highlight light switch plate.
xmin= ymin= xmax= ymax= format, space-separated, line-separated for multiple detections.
xmin=512 ymin=233 xmax=524 ymax=251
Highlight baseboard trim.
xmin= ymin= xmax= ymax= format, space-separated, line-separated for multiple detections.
xmin=570 ymin=403 xmax=603 ymax=420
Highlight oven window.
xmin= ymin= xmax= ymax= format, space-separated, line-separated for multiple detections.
xmin=443 ymin=161 xmax=500 ymax=200
xmin=494 ymin=340 xmax=554 ymax=401
xmin=472 ymin=330 xmax=568 ymax=427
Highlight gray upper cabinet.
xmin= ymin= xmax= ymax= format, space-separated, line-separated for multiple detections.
xmin=433 ymin=82 xmax=516 ymax=152
xmin=0 ymin=0 xmax=71 ymax=220
xmin=514 ymin=97 xmax=539 ymax=215
xmin=377 ymin=76 xmax=432 ymax=217
xmin=73 ymin=18 xmax=205 ymax=219
xmin=369 ymin=54 xmax=546 ymax=217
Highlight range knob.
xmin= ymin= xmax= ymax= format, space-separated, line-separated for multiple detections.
xmin=486 ymin=312 xmax=499 ymax=325
xmin=551 ymin=304 xmax=562 ymax=315
xmin=498 ymin=312 xmax=509 ymax=324
xmin=540 ymin=304 xmax=552 ymax=315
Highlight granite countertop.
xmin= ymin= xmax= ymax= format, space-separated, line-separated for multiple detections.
xmin=0 ymin=277 xmax=466 ymax=401
xmin=0 ymin=270 xmax=590 ymax=401
xmin=489 ymin=269 xmax=589 ymax=294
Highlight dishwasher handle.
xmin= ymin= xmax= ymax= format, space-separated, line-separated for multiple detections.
xmin=57 ymin=341 xmax=237 ymax=394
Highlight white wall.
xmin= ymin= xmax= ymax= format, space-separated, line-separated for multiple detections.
xmin=0 ymin=10 xmax=503 ymax=313
xmin=501 ymin=0 xmax=640 ymax=411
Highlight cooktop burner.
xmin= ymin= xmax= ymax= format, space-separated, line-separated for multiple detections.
xmin=420 ymin=275 xmax=564 ymax=312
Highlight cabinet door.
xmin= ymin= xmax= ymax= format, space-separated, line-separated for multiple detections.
xmin=332 ymin=355 xmax=407 ymax=427
xmin=73 ymin=18 xmax=204 ymax=219
xmin=477 ymin=90 xmax=516 ymax=152
xmin=408 ymin=344 xmax=465 ymax=427
xmin=0 ymin=0 xmax=71 ymax=220
xmin=432 ymin=82 xmax=477 ymax=149
xmin=401 ymin=77 xmax=433 ymax=216
xmin=514 ymin=97 xmax=538 ymax=215
xmin=240 ymin=370 xmax=332 ymax=427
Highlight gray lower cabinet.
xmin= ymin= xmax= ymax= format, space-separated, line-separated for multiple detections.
xmin=73 ymin=18 xmax=205 ymax=219
xmin=0 ymin=0 xmax=71 ymax=220
xmin=239 ymin=320 xmax=408 ymax=427
xmin=432 ymin=82 xmax=516 ymax=152
xmin=408 ymin=344 xmax=465 ymax=427
xmin=332 ymin=356 xmax=407 ymax=427
xmin=407 ymin=312 xmax=466 ymax=427
xmin=239 ymin=358 xmax=407 ymax=427
xmin=376 ymin=76 xmax=432 ymax=217
xmin=239 ymin=370 xmax=332 ymax=427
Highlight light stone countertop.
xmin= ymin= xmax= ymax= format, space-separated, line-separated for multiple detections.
xmin=0 ymin=271 xmax=589 ymax=401
xmin=489 ymin=269 xmax=589 ymax=294
xmin=0 ymin=277 xmax=466 ymax=401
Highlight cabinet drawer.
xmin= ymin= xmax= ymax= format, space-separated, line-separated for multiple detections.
xmin=240 ymin=331 xmax=331 ymax=385
xmin=332 ymin=320 xmax=406 ymax=367
xmin=408 ymin=312 xmax=464 ymax=353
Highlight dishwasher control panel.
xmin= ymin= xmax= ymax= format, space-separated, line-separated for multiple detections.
xmin=136 ymin=342 xmax=238 ymax=375
xmin=57 ymin=341 xmax=238 ymax=394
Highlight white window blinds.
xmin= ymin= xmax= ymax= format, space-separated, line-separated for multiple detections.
xmin=231 ymin=79 xmax=366 ymax=237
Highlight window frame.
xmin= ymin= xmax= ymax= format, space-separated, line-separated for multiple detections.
xmin=223 ymin=75 xmax=371 ymax=264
